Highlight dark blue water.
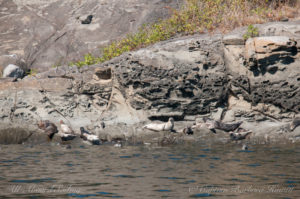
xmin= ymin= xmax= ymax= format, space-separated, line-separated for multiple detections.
xmin=0 ymin=143 xmax=299 ymax=198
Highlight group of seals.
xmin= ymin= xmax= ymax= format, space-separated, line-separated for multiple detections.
xmin=142 ymin=117 xmax=249 ymax=138
xmin=142 ymin=117 xmax=252 ymax=149
xmin=192 ymin=118 xmax=252 ymax=143
xmin=39 ymin=116 xmax=253 ymax=148
xmin=37 ymin=120 xmax=102 ymax=145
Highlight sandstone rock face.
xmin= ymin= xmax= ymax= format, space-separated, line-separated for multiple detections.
xmin=0 ymin=34 xmax=229 ymax=136
xmin=245 ymin=36 xmax=298 ymax=71
xmin=3 ymin=20 xmax=300 ymax=142
xmin=225 ymin=21 xmax=300 ymax=116
xmin=0 ymin=0 xmax=181 ymax=72
xmin=3 ymin=64 xmax=24 ymax=78
xmin=106 ymin=35 xmax=228 ymax=120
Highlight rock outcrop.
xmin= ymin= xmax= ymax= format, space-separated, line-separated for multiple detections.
xmin=2 ymin=19 xmax=300 ymax=144
xmin=225 ymin=21 xmax=300 ymax=116
xmin=110 ymin=35 xmax=228 ymax=120
xmin=0 ymin=0 xmax=181 ymax=72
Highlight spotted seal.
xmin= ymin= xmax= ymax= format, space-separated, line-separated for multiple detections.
xmin=230 ymin=128 xmax=252 ymax=141
xmin=37 ymin=120 xmax=58 ymax=140
xmin=143 ymin=117 xmax=174 ymax=132
xmin=290 ymin=117 xmax=300 ymax=131
xmin=80 ymin=127 xmax=100 ymax=145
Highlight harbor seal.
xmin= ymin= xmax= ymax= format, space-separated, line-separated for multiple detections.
xmin=143 ymin=117 xmax=174 ymax=132
xmin=183 ymin=126 xmax=193 ymax=135
xmin=59 ymin=120 xmax=76 ymax=141
xmin=80 ymin=127 xmax=100 ymax=145
xmin=60 ymin=120 xmax=74 ymax=134
xmin=230 ymin=128 xmax=252 ymax=141
xmin=290 ymin=117 xmax=300 ymax=131
xmin=202 ymin=117 xmax=243 ymax=132
xmin=37 ymin=120 xmax=58 ymax=140
xmin=215 ymin=121 xmax=243 ymax=132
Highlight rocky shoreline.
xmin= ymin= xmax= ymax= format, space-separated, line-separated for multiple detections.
xmin=2 ymin=20 xmax=300 ymax=145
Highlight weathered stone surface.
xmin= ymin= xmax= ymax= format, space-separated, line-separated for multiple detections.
xmin=0 ymin=0 xmax=181 ymax=71
xmin=0 ymin=122 xmax=46 ymax=144
xmin=105 ymin=35 xmax=228 ymax=120
xmin=0 ymin=34 xmax=229 ymax=137
xmin=225 ymin=21 xmax=300 ymax=114
xmin=245 ymin=36 xmax=298 ymax=71
xmin=3 ymin=20 xmax=300 ymax=144
xmin=223 ymin=33 xmax=245 ymax=45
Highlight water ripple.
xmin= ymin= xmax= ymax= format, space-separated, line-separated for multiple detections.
xmin=190 ymin=193 xmax=213 ymax=197
xmin=10 ymin=178 xmax=55 ymax=183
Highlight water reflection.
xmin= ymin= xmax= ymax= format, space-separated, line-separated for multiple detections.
xmin=0 ymin=143 xmax=299 ymax=198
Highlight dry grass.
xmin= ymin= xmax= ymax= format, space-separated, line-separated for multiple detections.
xmin=182 ymin=0 xmax=299 ymax=34
xmin=70 ymin=0 xmax=300 ymax=67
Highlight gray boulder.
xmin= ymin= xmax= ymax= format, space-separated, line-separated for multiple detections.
xmin=2 ymin=64 xmax=24 ymax=78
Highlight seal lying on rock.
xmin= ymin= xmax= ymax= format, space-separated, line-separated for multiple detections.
xmin=59 ymin=120 xmax=76 ymax=141
xmin=183 ymin=126 xmax=193 ymax=135
xmin=37 ymin=120 xmax=58 ymax=140
xmin=203 ymin=117 xmax=243 ymax=132
xmin=290 ymin=117 xmax=300 ymax=131
xmin=191 ymin=121 xmax=215 ymax=133
xmin=215 ymin=120 xmax=243 ymax=132
xmin=230 ymin=128 xmax=252 ymax=141
xmin=143 ymin=117 xmax=174 ymax=132
xmin=80 ymin=127 xmax=100 ymax=145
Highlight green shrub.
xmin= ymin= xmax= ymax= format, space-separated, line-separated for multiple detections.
xmin=70 ymin=0 xmax=298 ymax=67
xmin=243 ymin=24 xmax=259 ymax=40
xmin=27 ymin=68 xmax=38 ymax=77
